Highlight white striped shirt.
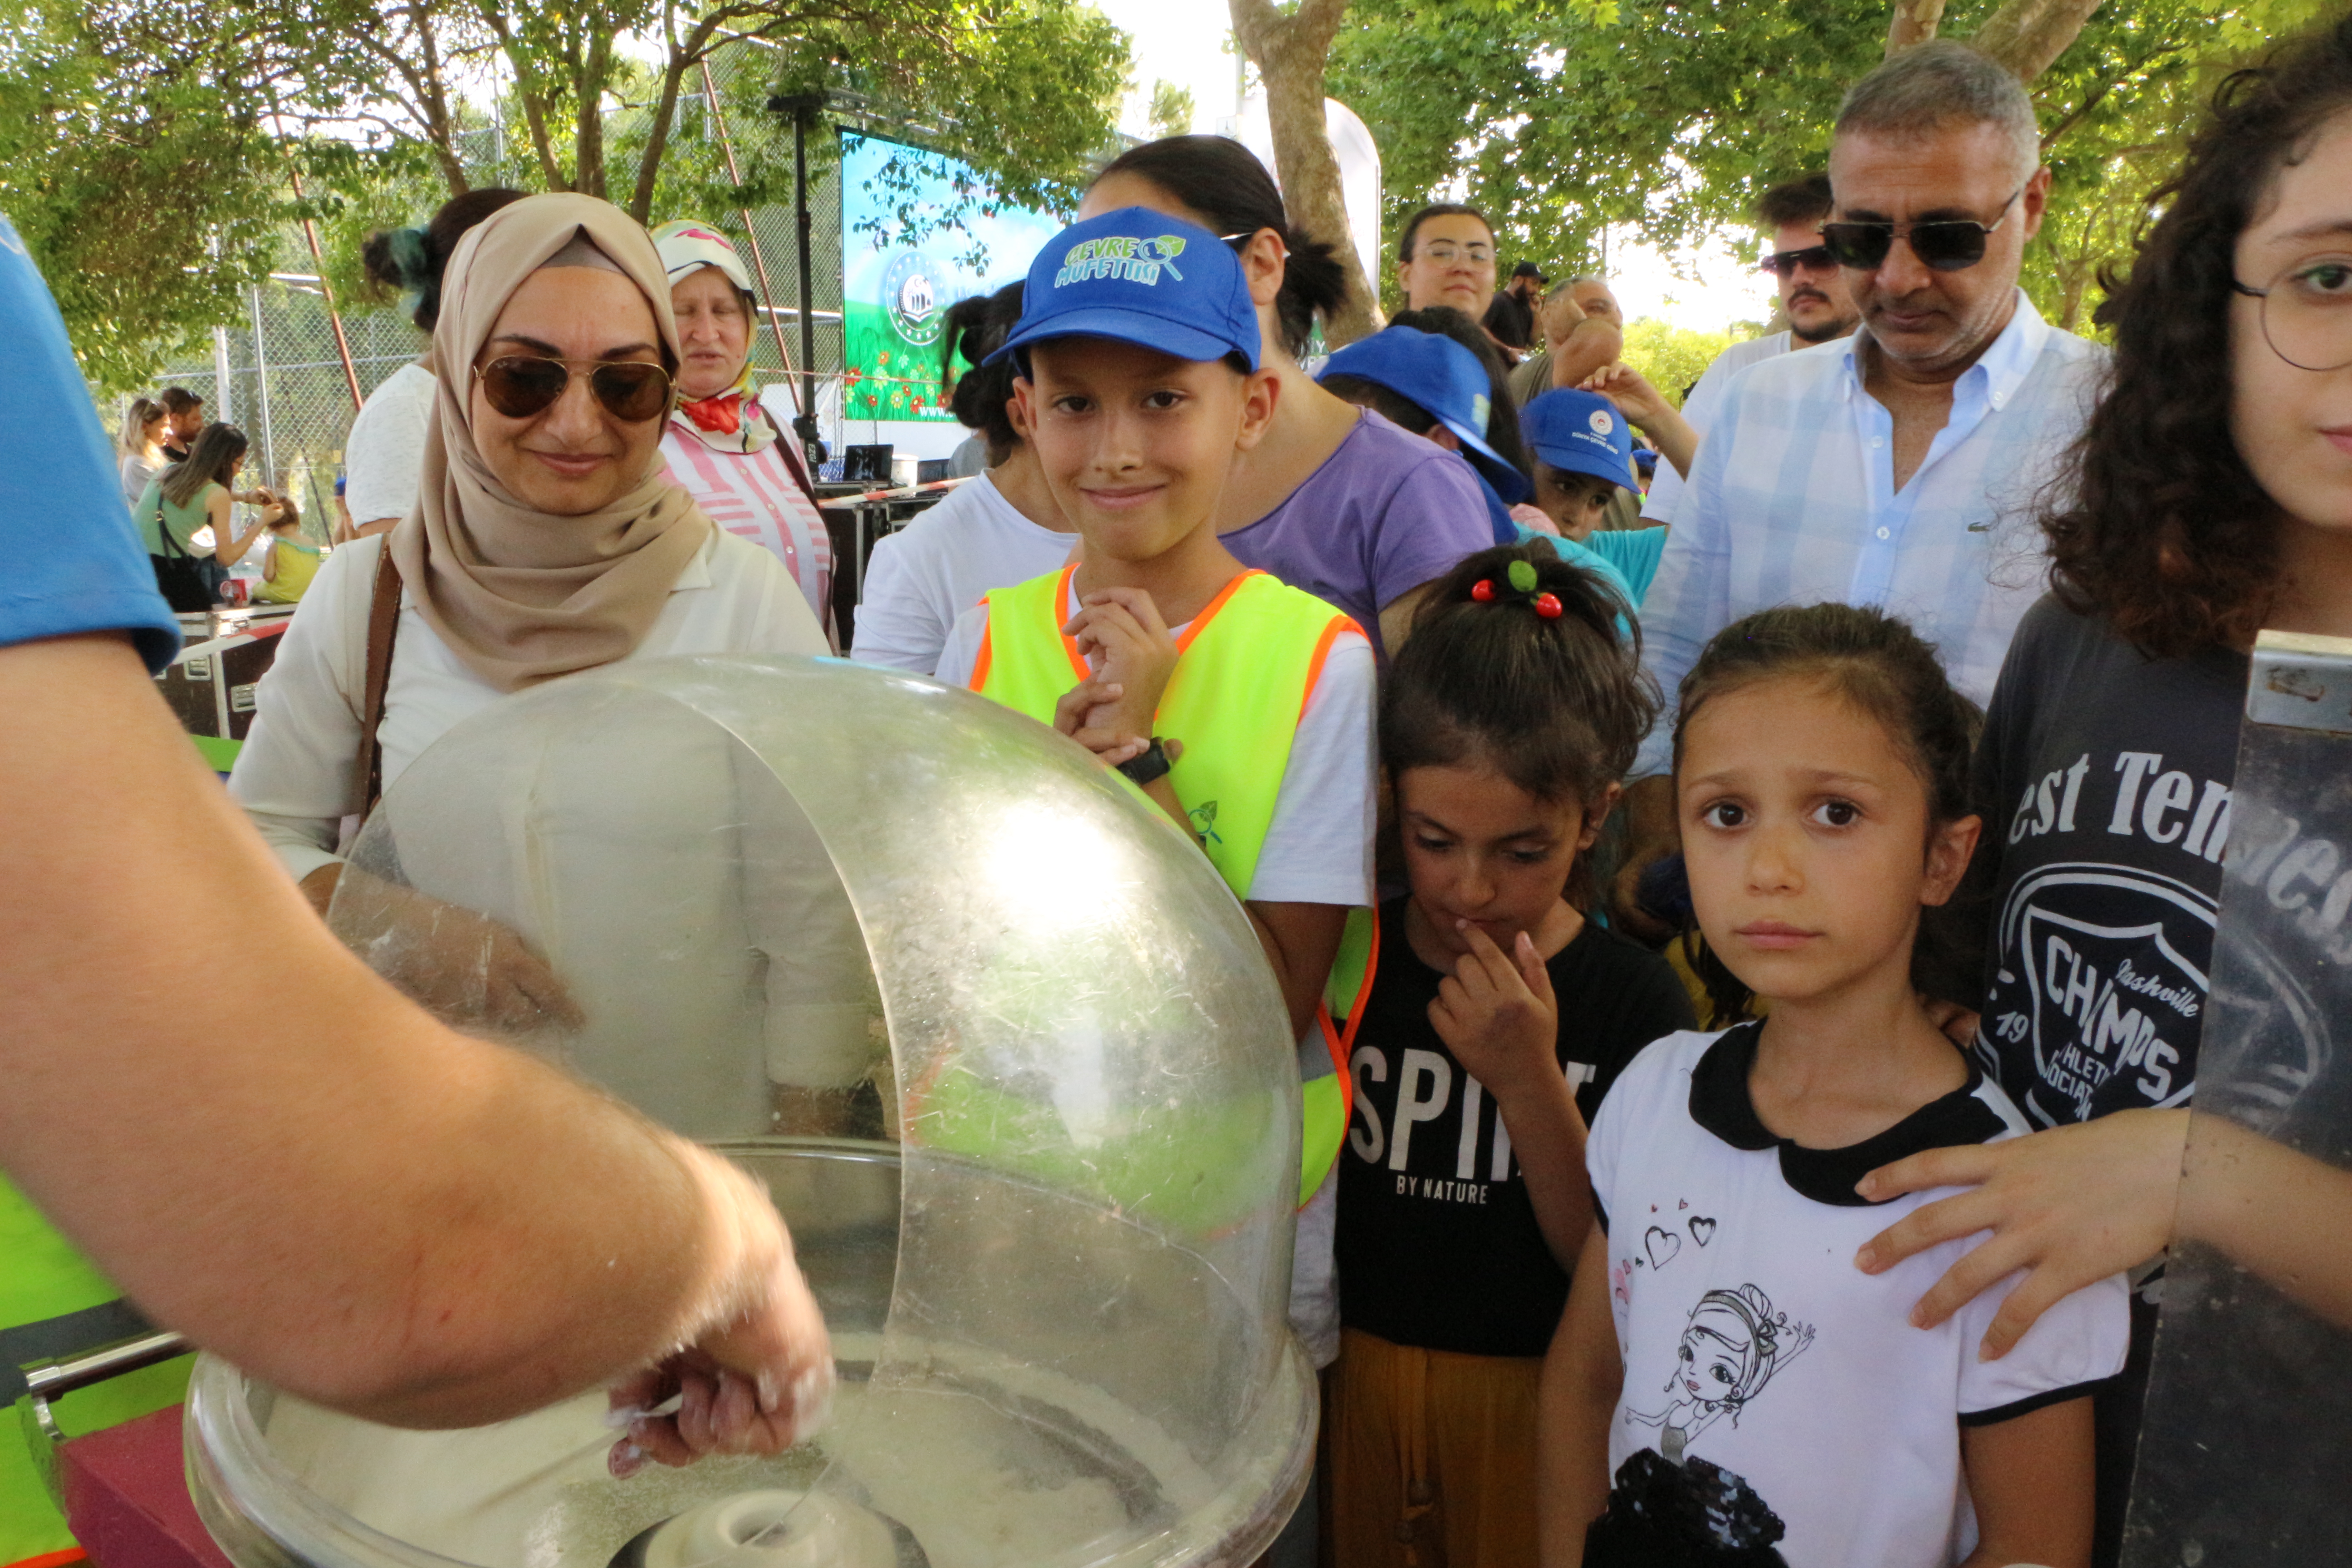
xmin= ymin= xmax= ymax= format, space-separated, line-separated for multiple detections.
xmin=659 ymin=397 xmax=833 ymax=636
xmin=1634 ymin=291 xmax=2105 ymax=777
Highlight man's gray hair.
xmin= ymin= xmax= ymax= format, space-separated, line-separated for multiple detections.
xmin=1835 ymin=41 xmax=2041 ymax=180
xmin=1548 ymin=274 xmax=1607 ymax=300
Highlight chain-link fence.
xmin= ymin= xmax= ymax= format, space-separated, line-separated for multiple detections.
xmin=144 ymin=44 xmax=850 ymax=535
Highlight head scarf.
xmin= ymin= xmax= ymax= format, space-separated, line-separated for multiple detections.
xmin=389 ymin=193 xmax=713 ymax=691
xmin=650 ymin=219 xmax=778 ymax=456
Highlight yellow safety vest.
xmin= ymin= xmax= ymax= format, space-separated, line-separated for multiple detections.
xmin=970 ymin=565 xmax=1361 ymax=1206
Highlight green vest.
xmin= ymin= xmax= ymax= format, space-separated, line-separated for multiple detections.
xmin=2 ymin=1180 xmax=192 ymax=1565
xmin=971 ymin=565 xmax=1361 ymax=1206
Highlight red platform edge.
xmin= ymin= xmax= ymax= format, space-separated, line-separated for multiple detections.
xmin=57 ymin=1406 xmax=233 ymax=1568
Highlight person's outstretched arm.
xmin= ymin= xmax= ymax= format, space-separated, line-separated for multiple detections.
xmin=1858 ymin=1107 xmax=2352 ymax=1356
xmin=208 ymin=486 xmax=277 ymax=567
xmin=1539 ymin=1227 xmax=1624 ymax=1568
xmin=0 ymin=632 xmax=830 ymax=1436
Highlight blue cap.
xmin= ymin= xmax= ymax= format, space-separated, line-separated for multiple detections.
xmin=991 ymin=208 xmax=1259 ymax=371
xmin=1316 ymin=327 xmax=1529 ymax=505
xmin=1522 ymin=388 xmax=1636 ymax=490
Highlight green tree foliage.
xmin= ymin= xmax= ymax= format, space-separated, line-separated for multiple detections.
xmin=1619 ymin=319 xmax=1735 ymax=407
xmin=0 ymin=2 xmax=299 ymax=394
xmin=0 ymin=0 xmax=1130 ymax=391
xmin=1330 ymin=0 xmax=2334 ymax=330
xmin=1150 ymin=79 xmax=1199 ymax=139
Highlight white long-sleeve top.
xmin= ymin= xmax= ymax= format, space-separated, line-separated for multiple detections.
xmin=231 ymin=527 xmax=826 ymax=886
xmin=230 ymin=529 xmax=875 ymax=1134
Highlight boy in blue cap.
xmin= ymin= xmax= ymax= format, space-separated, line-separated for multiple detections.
xmin=1522 ymin=388 xmax=1672 ymax=607
xmin=936 ymin=206 xmax=1377 ymax=1387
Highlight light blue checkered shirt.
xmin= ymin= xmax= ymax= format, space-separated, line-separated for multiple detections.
xmin=1635 ymin=290 xmax=2105 ymax=777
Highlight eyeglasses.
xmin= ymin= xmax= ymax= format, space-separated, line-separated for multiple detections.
xmin=1819 ymin=184 xmax=2029 ymax=274
xmin=1759 ymin=245 xmax=1837 ymax=278
xmin=1417 ymin=242 xmax=1494 ymax=266
xmin=471 ymin=355 xmax=674 ymax=422
xmin=2232 ymin=256 xmax=2352 ymax=372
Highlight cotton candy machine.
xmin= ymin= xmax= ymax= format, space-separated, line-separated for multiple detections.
xmin=182 ymin=656 xmax=1314 ymax=1568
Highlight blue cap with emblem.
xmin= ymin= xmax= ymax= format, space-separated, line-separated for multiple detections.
xmin=1522 ymin=388 xmax=1637 ymax=490
xmin=991 ymin=208 xmax=1259 ymax=371
xmin=1316 ymin=325 xmax=1529 ymax=504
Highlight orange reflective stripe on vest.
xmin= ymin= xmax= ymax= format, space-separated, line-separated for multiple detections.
xmin=973 ymin=565 xmax=1365 ymax=1203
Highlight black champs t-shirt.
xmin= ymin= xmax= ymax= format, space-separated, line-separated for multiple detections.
xmin=1970 ymin=596 xmax=2247 ymax=1127
xmin=1970 ymin=596 xmax=2250 ymax=1566
xmin=1336 ymin=897 xmax=1695 ymax=1358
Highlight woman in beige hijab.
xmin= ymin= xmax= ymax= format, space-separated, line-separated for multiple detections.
xmin=230 ymin=195 xmax=842 ymax=1067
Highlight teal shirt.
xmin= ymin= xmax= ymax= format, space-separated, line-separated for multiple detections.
xmin=1576 ymin=524 xmax=1669 ymax=607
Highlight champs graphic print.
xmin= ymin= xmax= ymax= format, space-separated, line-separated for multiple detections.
xmin=1589 ymin=1279 xmax=1813 ymax=1566
xmin=1982 ymin=860 xmax=2211 ymax=1125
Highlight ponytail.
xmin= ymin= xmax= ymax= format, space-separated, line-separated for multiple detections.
xmin=1091 ymin=135 xmax=1352 ymax=358
xmin=1384 ymin=539 xmax=1653 ymax=808
xmin=362 ymin=187 xmax=529 ymax=332
xmin=939 ymin=280 xmax=1025 ymax=462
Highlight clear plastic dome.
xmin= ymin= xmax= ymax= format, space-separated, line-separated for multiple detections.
xmin=186 ymin=654 xmax=1314 ymax=1568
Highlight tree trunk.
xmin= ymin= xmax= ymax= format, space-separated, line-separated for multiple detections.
xmin=1227 ymin=0 xmax=1383 ymax=348
xmin=627 ymin=57 xmax=693 ymax=224
xmin=1972 ymin=0 xmax=2107 ymax=82
xmin=410 ymin=16 xmax=470 ymax=194
xmin=573 ymin=31 xmax=613 ymax=200
xmin=1885 ymin=0 xmax=1949 ymax=55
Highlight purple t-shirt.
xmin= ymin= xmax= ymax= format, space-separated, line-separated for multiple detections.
xmin=1224 ymin=409 xmax=1491 ymax=662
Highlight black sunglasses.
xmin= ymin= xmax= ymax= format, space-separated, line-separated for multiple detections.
xmin=1818 ymin=184 xmax=2028 ymax=274
xmin=1759 ymin=245 xmax=1836 ymax=278
xmin=472 ymin=355 xmax=674 ymax=423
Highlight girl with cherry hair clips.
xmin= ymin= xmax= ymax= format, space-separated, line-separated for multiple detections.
xmin=1325 ymin=539 xmax=1692 ymax=1568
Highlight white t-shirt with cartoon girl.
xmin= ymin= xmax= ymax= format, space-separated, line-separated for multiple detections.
xmin=1585 ymin=1024 xmax=2131 ymax=1567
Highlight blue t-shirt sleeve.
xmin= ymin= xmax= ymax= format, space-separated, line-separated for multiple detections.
xmin=0 ymin=218 xmax=180 ymax=672
xmin=1584 ymin=525 xmax=1670 ymax=608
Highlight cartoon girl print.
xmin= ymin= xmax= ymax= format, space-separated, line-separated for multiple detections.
xmin=1627 ymin=1284 xmax=1815 ymax=1464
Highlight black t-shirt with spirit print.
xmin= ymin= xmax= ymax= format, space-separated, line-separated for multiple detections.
xmin=1336 ymin=896 xmax=1694 ymax=1358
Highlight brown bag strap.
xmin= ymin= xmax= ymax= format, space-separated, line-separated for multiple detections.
xmin=348 ymin=542 xmax=403 ymax=822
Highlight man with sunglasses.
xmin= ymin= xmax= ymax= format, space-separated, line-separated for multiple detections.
xmin=1612 ymin=40 xmax=2106 ymax=942
xmin=1638 ymin=174 xmax=1858 ymax=528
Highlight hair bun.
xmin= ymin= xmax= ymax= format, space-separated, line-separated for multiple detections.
xmin=386 ymin=227 xmax=432 ymax=290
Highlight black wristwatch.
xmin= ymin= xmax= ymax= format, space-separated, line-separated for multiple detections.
xmin=1116 ymin=737 xmax=1174 ymax=786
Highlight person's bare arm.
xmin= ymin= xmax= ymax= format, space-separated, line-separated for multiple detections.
xmin=1862 ymin=1108 xmax=2352 ymax=1355
xmin=1548 ymin=318 xmax=1623 ymax=391
xmin=210 ymin=487 xmax=277 ymax=567
xmin=2174 ymin=1115 xmax=2352 ymax=1328
xmin=1433 ymin=925 xmax=1591 ymax=1268
xmin=1378 ymin=579 xmax=1438 ymax=660
xmin=1540 ymin=1227 xmax=1623 ymax=1568
xmin=1853 ymin=1108 xmax=2186 ymax=1359
xmin=1608 ymin=774 xmax=1680 ymax=942
xmin=1245 ymin=900 xmax=1349 ymax=1043
xmin=1957 ymin=1399 xmax=2097 ymax=1568
xmin=356 ymin=516 xmax=401 ymax=538
xmin=1581 ymin=364 xmax=1699 ymax=481
xmin=296 ymin=861 xmax=585 ymax=1035
xmin=0 ymin=632 xmax=829 ymax=1434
